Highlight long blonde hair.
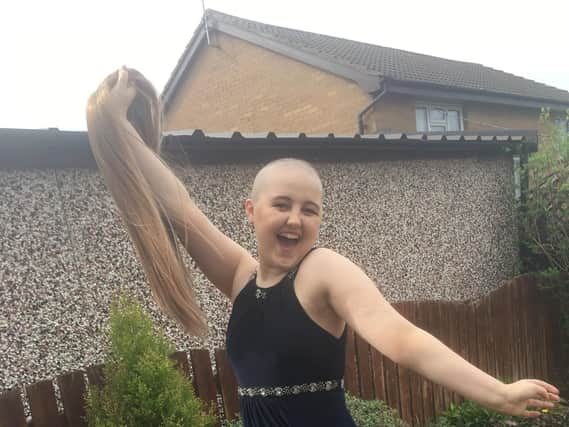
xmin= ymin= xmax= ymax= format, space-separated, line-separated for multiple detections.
xmin=86 ymin=68 xmax=207 ymax=335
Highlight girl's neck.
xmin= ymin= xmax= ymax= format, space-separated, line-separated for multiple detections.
xmin=255 ymin=264 xmax=289 ymax=288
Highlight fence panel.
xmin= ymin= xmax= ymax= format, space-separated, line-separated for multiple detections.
xmin=57 ymin=371 xmax=87 ymax=427
xmin=189 ymin=349 xmax=220 ymax=425
xmin=355 ymin=334 xmax=374 ymax=399
xmin=344 ymin=327 xmax=359 ymax=395
xmin=26 ymin=380 xmax=65 ymax=427
xmin=214 ymin=349 xmax=240 ymax=421
xmin=396 ymin=303 xmax=414 ymax=424
xmin=85 ymin=364 xmax=105 ymax=388
xmin=370 ymin=347 xmax=386 ymax=402
xmin=1 ymin=275 xmax=562 ymax=427
xmin=170 ymin=350 xmax=192 ymax=382
xmin=0 ymin=388 xmax=27 ymax=427
xmin=406 ymin=302 xmax=425 ymax=426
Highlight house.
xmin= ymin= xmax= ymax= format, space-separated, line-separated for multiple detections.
xmin=162 ymin=9 xmax=569 ymax=135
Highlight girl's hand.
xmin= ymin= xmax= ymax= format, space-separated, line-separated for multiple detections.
xmin=103 ymin=66 xmax=137 ymax=117
xmin=498 ymin=379 xmax=560 ymax=417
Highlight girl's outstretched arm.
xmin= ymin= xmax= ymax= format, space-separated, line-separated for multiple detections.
xmin=311 ymin=248 xmax=560 ymax=417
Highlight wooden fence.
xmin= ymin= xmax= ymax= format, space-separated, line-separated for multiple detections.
xmin=0 ymin=275 xmax=563 ymax=427
xmin=343 ymin=275 xmax=563 ymax=425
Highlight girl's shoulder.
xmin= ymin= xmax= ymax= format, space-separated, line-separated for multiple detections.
xmin=305 ymin=247 xmax=348 ymax=264
xmin=298 ymin=247 xmax=353 ymax=282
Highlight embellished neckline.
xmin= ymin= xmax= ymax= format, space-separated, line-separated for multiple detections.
xmin=252 ymin=268 xmax=297 ymax=288
xmin=251 ymin=268 xmax=297 ymax=301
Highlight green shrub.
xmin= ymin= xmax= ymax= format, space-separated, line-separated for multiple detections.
xmin=519 ymin=109 xmax=569 ymax=277
xmin=427 ymin=400 xmax=511 ymax=426
xmin=346 ymin=393 xmax=408 ymax=427
xmin=428 ymin=399 xmax=569 ymax=427
xmin=222 ymin=418 xmax=243 ymax=427
xmin=85 ymin=294 xmax=215 ymax=427
xmin=519 ymin=109 xmax=569 ymax=391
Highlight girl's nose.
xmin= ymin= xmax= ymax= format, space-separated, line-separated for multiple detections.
xmin=286 ymin=210 xmax=301 ymax=226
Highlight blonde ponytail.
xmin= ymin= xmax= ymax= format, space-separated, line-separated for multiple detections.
xmin=86 ymin=68 xmax=207 ymax=336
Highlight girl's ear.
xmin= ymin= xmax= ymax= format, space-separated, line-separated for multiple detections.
xmin=244 ymin=198 xmax=255 ymax=224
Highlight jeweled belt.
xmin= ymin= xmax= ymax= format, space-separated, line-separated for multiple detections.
xmin=238 ymin=378 xmax=344 ymax=397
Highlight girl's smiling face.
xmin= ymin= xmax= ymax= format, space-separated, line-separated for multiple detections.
xmin=245 ymin=162 xmax=323 ymax=274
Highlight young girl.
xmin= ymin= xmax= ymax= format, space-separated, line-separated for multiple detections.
xmin=86 ymin=67 xmax=560 ymax=426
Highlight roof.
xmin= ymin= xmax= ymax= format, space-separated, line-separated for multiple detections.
xmin=162 ymin=9 xmax=569 ymax=110
xmin=0 ymin=128 xmax=537 ymax=169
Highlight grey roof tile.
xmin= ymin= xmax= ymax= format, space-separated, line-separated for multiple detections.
xmin=205 ymin=10 xmax=569 ymax=104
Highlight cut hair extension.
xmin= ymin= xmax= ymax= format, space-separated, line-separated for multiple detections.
xmin=86 ymin=68 xmax=207 ymax=335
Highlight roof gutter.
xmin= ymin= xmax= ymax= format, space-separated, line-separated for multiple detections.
xmin=357 ymin=80 xmax=387 ymax=134
xmin=387 ymin=82 xmax=569 ymax=112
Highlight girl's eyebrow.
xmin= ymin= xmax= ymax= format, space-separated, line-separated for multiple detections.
xmin=271 ymin=196 xmax=321 ymax=210
xmin=271 ymin=195 xmax=292 ymax=202
xmin=305 ymin=201 xmax=321 ymax=211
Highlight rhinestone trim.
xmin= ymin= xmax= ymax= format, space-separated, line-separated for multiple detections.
xmin=238 ymin=379 xmax=344 ymax=397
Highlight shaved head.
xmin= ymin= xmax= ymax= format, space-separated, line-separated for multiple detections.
xmin=251 ymin=158 xmax=323 ymax=201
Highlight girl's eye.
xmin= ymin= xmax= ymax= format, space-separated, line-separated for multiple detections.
xmin=304 ymin=209 xmax=318 ymax=216
xmin=273 ymin=203 xmax=288 ymax=210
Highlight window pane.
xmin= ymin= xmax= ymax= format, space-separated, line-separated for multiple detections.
xmin=429 ymin=108 xmax=446 ymax=121
xmin=447 ymin=110 xmax=460 ymax=131
xmin=554 ymin=118 xmax=569 ymax=132
xmin=430 ymin=125 xmax=446 ymax=132
xmin=416 ymin=108 xmax=428 ymax=132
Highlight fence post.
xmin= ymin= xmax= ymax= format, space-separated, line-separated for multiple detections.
xmin=0 ymin=388 xmax=27 ymax=427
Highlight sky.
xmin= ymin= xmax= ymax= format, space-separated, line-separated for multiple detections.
xmin=2 ymin=0 xmax=568 ymax=131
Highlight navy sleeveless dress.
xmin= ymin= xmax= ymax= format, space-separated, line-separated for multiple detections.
xmin=226 ymin=253 xmax=356 ymax=426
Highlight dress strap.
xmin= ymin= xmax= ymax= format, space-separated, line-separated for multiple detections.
xmin=286 ymin=246 xmax=318 ymax=282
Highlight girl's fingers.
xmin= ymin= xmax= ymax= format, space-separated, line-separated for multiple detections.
xmin=526 ymin=398 xmax=554 ymax=408
xmin=109 ymin=66 xmax=137 ymax=110
xmin=117 ymin=66 xmax=129 ymax=89
xmin=528 ymin=379 xmax=559 ymax=394
xmin=523 ymin=410 xmax=541 ymax=418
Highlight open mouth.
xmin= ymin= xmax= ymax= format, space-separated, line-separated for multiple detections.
xmin=277 ymin=234 xmax=300 ymax=248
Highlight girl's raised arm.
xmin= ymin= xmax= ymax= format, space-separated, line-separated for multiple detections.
xmin=86 ymin=67 xmax=255 ymax=334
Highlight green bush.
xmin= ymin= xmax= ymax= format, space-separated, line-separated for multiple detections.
xmin=85 ymin=294 xmax=215 ymax=427
xmin=519 ymin=109 xmax=569 ymax=391
xmin=427 ymin=400 xmax=511 ymax=426
xmin=428 ymin=399 xmax=569 ymax=427
xmin=222 ymin=418 xmax=243 ymax=427
xmin=519 ymin=109 xmax=569 ymax=277
xmin=346 ymin=393 xmax=408 ymax=427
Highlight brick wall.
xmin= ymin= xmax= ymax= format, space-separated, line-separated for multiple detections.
xmin=164 ymin=32 xmax=546 ymax=134
xmin=366 ymin=93 xmax=416 ymax=133
xmin=463 ymin=103 xmax=539 ymax=131
xmin=366 ymin=95 xmax=542 ymax=133
xmin=164 ymin=32 xmax=371 ymax=133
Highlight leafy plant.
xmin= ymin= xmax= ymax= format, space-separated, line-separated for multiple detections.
xmin=222 ymin=418 xmax=244 ymax=427
xmin=85 ymin=294 xmax=215 ymax=427
xmin=518 ymin=109 xmax=569 ymax=391
xmin=428 ymin=399 xmax=509 ymax=426
xmin=346 ymin=393 xmax=408 ymax=426
xmin=519 ymin=109 xmax=569 ymax=276
xmin=428 ymin=399 xmax=569 ymax=427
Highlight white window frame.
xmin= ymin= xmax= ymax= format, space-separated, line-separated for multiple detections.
xmin=554 ymin=117 xmax=569 ymax=133
xmin=415 ymin=103 xmax=464 ymax=132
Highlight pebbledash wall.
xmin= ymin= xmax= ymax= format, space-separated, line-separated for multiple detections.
xmin=0 ymin=128 xmax=533 ymax=393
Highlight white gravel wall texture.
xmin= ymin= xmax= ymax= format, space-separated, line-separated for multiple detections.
xmin=0 ymin=157 xmax=519 ymax=392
